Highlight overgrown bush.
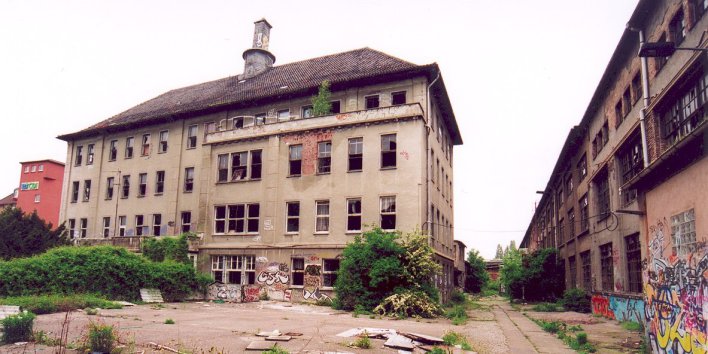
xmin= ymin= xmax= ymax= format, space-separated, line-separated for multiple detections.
xmin=532 ymin=302 xmax=564 ymax=312
xmin=311 ymin=80 xmax=332 ymax=116
xmin=0 ymin=208 xmax=69 ymax=260
xmin=465 ymin=249 xmax=489 ymax=293
xmin=503 ymin=248 xmax=564 ymax=301
xmin=442 ymin=331 xmax=473 ymax=350
xmin=561 ymin=288 xmax=591 ymax=313
xmin=335 ymin=228 xmax=440 ymax=312
xmin=87 ymin=322 xmax=115 ymax=353
xmin=0 ymin=246 xmax=206 ymax=301
xmin=373 ymin=290 xmax=442 ymax=318
xmin=445 ymin=304 xmax=468 ymax=325
xmin=449 ymin=289 xmax=466 ymax=305
xmin=141 ymin=234 xmax=190 ymax=263
xmin=1 ymin=311 xmax=35 ymax=343
xmin=0 ymin=294 xmax=121 ymax=314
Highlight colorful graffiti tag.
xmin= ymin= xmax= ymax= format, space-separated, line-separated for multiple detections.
xmin=591 ymin=294 xmax=644 ymax=323
xmin=207 ymin=283 xmax=242 ymax=302
xmin=645 ymin=218 xmax=707 ymax=354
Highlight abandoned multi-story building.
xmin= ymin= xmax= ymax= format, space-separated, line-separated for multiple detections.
xmin=521 ymin=1 xmax=706 ymax=352
xmin=57 ymin=20 xmax=462 ymax=302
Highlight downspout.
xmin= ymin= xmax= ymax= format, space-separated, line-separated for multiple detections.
xmin=627 ymin=25 xmax=651 ymax=167
xmin=426 ymin=71 xmax=441 ymax=247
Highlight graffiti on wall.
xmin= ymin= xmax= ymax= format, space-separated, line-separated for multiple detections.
xmin=591 ymin=294 xmax=644 ymax=323
xmin=207 ymin=283 xmax=242 ymax=302
xmin=256 ymin=259 xmax=290 ymax=301
xmin=645 ymin=217 xmax=707 ymax=354
xmin=302 ymin=255 xmax=330 ymax=302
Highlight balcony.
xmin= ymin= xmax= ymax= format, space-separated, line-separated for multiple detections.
xmin=204 ymin=103 xmax=424 ymax=145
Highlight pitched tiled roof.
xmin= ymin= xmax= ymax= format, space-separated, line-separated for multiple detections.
xmin=0 ymin=193 xmax=16 ymax=207
xmin=58 ymin=48 xmax=438 ymax=140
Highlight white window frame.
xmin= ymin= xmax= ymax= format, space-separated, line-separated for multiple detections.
xmin=118 ymin=216 xmax=126 ymax=236
xmin=158 ymin=130 xmax=169 ymax=153
xmin=286 ymin=202 xmax=300 ymax=233
xmin=315 ymin=200 xmax=330 ymax=233
xmin=346 ymin=198 xmax=362 ymax=232
xmin=187 ymin=125 xmax=198 ymax=149
xmin=102 ymin=217 xmax=110 ymax=238
xmin=380 ymin=195 xmax=397 ymax=231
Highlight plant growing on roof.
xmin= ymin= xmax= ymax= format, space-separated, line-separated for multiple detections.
xmin=311 ymin=80 xmax=332 ymax=116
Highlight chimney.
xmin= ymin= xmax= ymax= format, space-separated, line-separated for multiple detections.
xmin=240 ymin=19 xmax=276 ymax=79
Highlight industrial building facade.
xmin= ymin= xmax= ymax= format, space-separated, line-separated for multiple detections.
xmin=521 ymin=1 xmax=706 ymax=352
xmin=58 ymin=20 xmax=462 ymax=302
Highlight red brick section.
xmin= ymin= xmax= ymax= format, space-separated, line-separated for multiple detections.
xmin=281 ymin=130 xmax=333 ymax=176
xmin=16 ymin=160 xmax=65 ymax=228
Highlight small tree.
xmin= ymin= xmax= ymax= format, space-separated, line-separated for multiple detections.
xmin=499 ymin=245 xmax=523 ymax=297
xmin=141 ymin=233 xmax=190 ymax=264
xmin=465 ymin=249 xmax=489 ymax=293
xmin=494 ymin=244 xmax=504 ymax=259
xmin=0 ymin=208 xmax=68 ymax=260
xmin=311 ymin=80 xmax=332 ymax=116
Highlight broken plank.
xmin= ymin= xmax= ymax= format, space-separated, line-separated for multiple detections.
xmin=266 ymin=336 xmax=292 ymax=341
xmin=245 ymin=341 xmax=277 ymax=351
xmin=400 ymin=332 xmax=444 ymax=344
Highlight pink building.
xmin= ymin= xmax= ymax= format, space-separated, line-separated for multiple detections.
xmin=16 ymin=159 xmax=65 ymax=228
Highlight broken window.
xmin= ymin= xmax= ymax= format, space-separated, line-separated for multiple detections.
xmin=317 ymin=141 xmax=332 ymax=174
xmin=391 ymin=91 xmax=406 ymax=105
xmin=618 ymin=131 xmax=643 ymax=206
xmin=121 ymin=175 xmax=130 ymax=198
xmin=286 ymin=202 xmax=299 ymax=233
xmin=348 ymin=138 xmax=363 ymax=171
xmin=625 ymin=233 xmax=641 ymax=293
xmin=289 ymin=145 xmax=302 ymax=176
xmin=316 ymin=200 xmax=330 ymax=233
xmin=671 ymin=209 xmax=696 ymax=256
xmin=291 ymin=258 xmax=304 ymax=286
xmin=380 ymin=196 xmax=396 ymax=230
xmin=322 ymin=259 xmax=340 ymax=287
xmin=301 ymin=105 xmax=313 ymax=118
xmin=106 ymin=177 xmax=114 ymax=200
xmin=181 ymin=211 xmax=191 ymax=233
xmin=102 ymin=217 xmax=110 ymax=238
xmin=184 ymin=167 xmax=194 ymax=192
xmin=125 ymin=137 xmax=134 ymax=159
xmin=187 ymin=125 xmax=198 ymax=149
xmin=71 ymin=181 xmax=79 ymax=203
xmin=141 ymin=134 xmax=151 ymax=156
xmin=155 ymin=171 xmax=165 ymax=194
xmin=631 ymin=73 xmax=642 ymax=104
xmin=581 ymin=251 xmax=591 ymax=291
xmin=568 ymin=256 xmax=577 ymax=289
xmin=75 ymin=146 xmax=83 ymax=166
xmin=595 ymin=170 xmax=610 ymax=218
xmin=87 ymin=144 xmax=94 ymax=165
xmin=661 ymin=71 xmax=707 ymax=145
xmin=568 ymin=208 xmax=575 ymax=238
xmin=347 ymin=198 xmax=362 ymax=232
xmin=214 ymin=203 xmax=260 ymax=235
xmin=250 ymin=150 xmax=262 ymax=179
xmin=669 ymin=9 xmax=686 ymax=44
xmin=152 ymin=214 xmax=162 ymax=236
xmin=381 ymin=134 xmax=397 ymax=169
xmin=655 ymin=33 xmax=669 ymax=73
xmin=138 ymin=173 xmax=147 ymax=196
xmin=365 ymin=95 xmax=379 ymax=109
xmin=579 ymin=194 xmax=589 ymax=233
xmin=600 ymin=242 xmax=614 ymax=291
xmin=277 ymin=109 xmax=290 ymax=121
xmin=109 ymin=140 xmax=118 ymax=161
xmin=80 ymin=218 xmax=88 ymax=238
xmin=330 ymin=100 xmax=341 ymax=114
xmin=118 ymin=216 xmax=126 ymax=236
xmin=218 ymin=154 xmax=229 ymax=182
xmin=135 ymin=215 xmax=145 ymax=236
xmin=231 ymin=152 xmax=248 ymax=181
xmin=83 ymin=180 xmax=91 ymax=201
xmin=159 ymin=130 xmax=168 ymax=153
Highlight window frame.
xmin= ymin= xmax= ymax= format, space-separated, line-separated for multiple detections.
xmin=579 ymin=194 xmax=589 ymax=233
xmin=158 ymin=130 xmax=168 ymax=153
xmin=152 ymin=214 xmax=162 ymax=236
xmin=380 ymin=195 xmax=397 ymax=231
xmin=135 ymin=215 xmax=146 ymax=236
xmin=102 ymin=217 xmax=110 ymax=238
xmin=346 ymin=198 xmax=362 ymax=233
xmin=87 ymin=144 xmax=95 ymax=165
xmin=141 ymin=134 xmax=151 ymax=156
xmin=138 ymin=173 xmax=147 ymax=197
xmin=365 ymin=95 xmax=380 ymax=109
xmin=125 ymin=137 xmax=134 ymax=159
xmin=291 ymin=257 xmax=304 ymax=286
xmin=213 ymin=203 xmax=260 ymax=235
xmin=109 ymin=140 xmax=118 ymax=161
xmin=600 ymin=242 xmax=614 ymax=291
xmin=380 ymin=134 xmax=397 ymax=169
xmin=79 ymin=218 xmax=88 ymax=238
xmin=184 ymin=167 xmax=195 ymax=193
xmin=106 ymin=177 xmax=114 ymax=200
xmin=625 ymin=233 xmax=642 ymax=293
xmin=317 ymin=141 xmax=332 ymax=174
xmin=180 ymin=211 xmax=192 ymax=233
xmin=75 ymin=145 xmax=83 ymax=166
xmin=118 ymin=215 xmax=126 ymax=236
xmin=391 ymin=91 xmax=406 ymax=105
xmin=121 ymin=175 xmax=130 ymax=198
xmin=155 ymin=171 xmax=165 ymax=195
xmin=322 ymin=258 xmax=340 ymax=288
xmin=83 ymin=180 xmax=91 ymax=202
xmin=187 ymin=125 xmax=198 ymax=149
xmin=71 ymin=181 xmax=79 ymax=203
xmin=315 ymin=200 xmax=330 ymax=233
xmin=348 ymin=137 xmax=363 ymax=172
xmin=286 ymin=201 xmax=300 ymax=234
xmin=289 ymin=145 xmax=303 ymax=176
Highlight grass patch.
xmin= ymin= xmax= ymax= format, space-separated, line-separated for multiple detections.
xmin=445 ymin=304 xmax=468 ymax=325
xmin=352 ymin=334 xmax=371 ymax=349
xmin=532 ymin=302 xmax=564 ymax=312
xmin=1 ymin=311 xmax=35 ymax=343
xmin=164 ymin=318 xmax=175 ymax=324
xmin=531 ymin=318 xmax=596 ymax=353
xmin=442 ymin=331 xmax=473 ymax=351
xmin=263 ymin=344 xmax=289 ymax=353
xmin=0 ymin=294 xmax=121 ymax=314
xmin=620 ymin=321 xmax=643 ymax=331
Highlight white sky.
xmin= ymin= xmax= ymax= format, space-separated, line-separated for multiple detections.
xmin=0 ymin=0 xmax=639 ymax=259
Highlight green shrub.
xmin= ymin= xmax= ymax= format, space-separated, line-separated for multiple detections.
xmin=335 ymin=229 xmax=440 ymax=312
xmin=442 ymin=331 xmax=473 ymax=350
xmin=164 ymin=318 xmax=175 ymax=324
xmin=540 ymin=320 xmax=563 ymax=333
xmin=445 ymin=305 xmax=468 ymax=325
xmin=620 ymin=321 xmax=643 ymax=331
xmin=532 ymin=302 xmax=563 ymax=312
xmin=87 ymin=322 xmax=115 ymax=353
xmin=0 ymin=207 xmax=69 ymax=260
xmin=85 ymin=307 xmax=98 ymax=315
xmin=263 ymin=345 xmax=289 ymax=354
xmin=1 ymin=311 xmax=35 ymax=343
xmin=141 ymin=234 xmax=190 ymax=264
xmin=373 ymin=290 xmax=442 ymax=318
xmin=0 ymin=294 xmax=120 ymax=314
xmin=449 ymin=289 xmax=466 ymax=305
xmin=352 ymin=334 xmax=371 ymax=349
xmin=576 ymin=332 xmax=588 ymax=345
xmin=560 ymin=288 xmax=591 ymax=313
xmin=428 ymin=348 xmax=446 ymax=354
xmin=465 ymin=249 xmax=489 ymax=293
xmin=0 ymin=246 xmax=205 ymax=301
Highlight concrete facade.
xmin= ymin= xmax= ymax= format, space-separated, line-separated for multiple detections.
xmin=522 ymin=1 xmax=706 ymax=352
xmin=16 ymin=159 xmax=65 ymax=228
xmin=58 ymin=20 xmax=462 ymax=303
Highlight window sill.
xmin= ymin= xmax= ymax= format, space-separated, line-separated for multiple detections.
xmin=213 ymin=233 xmax=260 ymax=236
xmin=314 ymin=232 xmax=329 ymax=236
xmin=578 ymin=229 xmax=589 ymax=237
xmin=287 ymin=175 xmax=301 ymax=178
xmin=154 ymin=193 xmax=163 ymax=196
xmin=71 ymin=201 xmax=77 ymax=204
xmin=316 ymin=172 xmax=331 ymax=176
xmin=137 ymin=195 xmax=145 ymax=198
xmin=120 ymin=196 xmax=128 ymax=200
xmin=104 ymin=198 xmax=113 ymax=201
xmin=284 ymin=232 xmax=299 ymax=236
xmin=158 ymin=151 xmax=167 ymax=154
xmin=380 ymin=166 xmax=397 ymax=171
xmin=183 ymin=190 xmax=193 ymax=193
xmin=186 ymin=147 xmax=196 ymax=150
xmin=125 ymin=156 xmax=133 ymax=160
xmin=347 ymin=170 xmax=362 ymax=173
xmin=82 ymin=200 xmax=90 ymax=203
xmin=346 ymin=231 xmax=361 ymax=235
xmin=216 ymin=178 xmax=262 ymax=185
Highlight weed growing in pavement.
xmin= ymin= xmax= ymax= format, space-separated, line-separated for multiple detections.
xmin=0 ymin=294 xmax=121 ymax=315
xmin=532 ymin=302 xmax=564 ymax=312
xmin=442 ymin=330 xmax=473 ymax=350
xmin=164 ymin=318 xmax=175 ymax=324
xmin=352 ymin=332 xmax=371 ymax=349
xmin=86 ymin=321 xmax=116 ymax=353
xmin=428 ymin=347 xmax=446 ymax=354
xmin=84 ymin=307 xmax=98 ymax=315
xmin=531 ymin=317 xmax=596 ymax=353
xmin=445 ymin=305 xmax=468 ymax=325
xmin=620 ymin=321 xmax=643 ymax=331
xmin=33 ymin=330 xmax=60 ymax=346
xmin=263 ymin=344 xmax=289 ymax=353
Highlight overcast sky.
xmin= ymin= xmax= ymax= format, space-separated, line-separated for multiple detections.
xmin=0 ymin=0 xmax=639 ymax=259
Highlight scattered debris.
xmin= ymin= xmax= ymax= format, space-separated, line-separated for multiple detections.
xmin=284 ymin=332 xmax=303 ymax=336
xmin=140 ymin=288 xmax=164 ymax=303
xmin=245 ymin=341 xmax=277 ymax=351
xmin=401 ymin=332 xmax=444 ymax=345
xmin=114 ymin=301 xmax=136 ymax=307
xmin=336 ymin=327 xmax=396 ymax=338
xmin=266 ymin=335 xmax=292 ymax=341
xmin=257 ymin=329 xmax=281 ymax=337
xmin=148 ymin=342 xmax=180 ymax=353
xmin=383 ymin=334 xmax=417 ymax=350
xmin=0 ymin=305 xmax=21 ymax=320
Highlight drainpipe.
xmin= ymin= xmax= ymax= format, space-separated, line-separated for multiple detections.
xmin=628 ymin=26 xmax=651 ymax=168
xmin=425 ymin=71 xmax=441 ymax=246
